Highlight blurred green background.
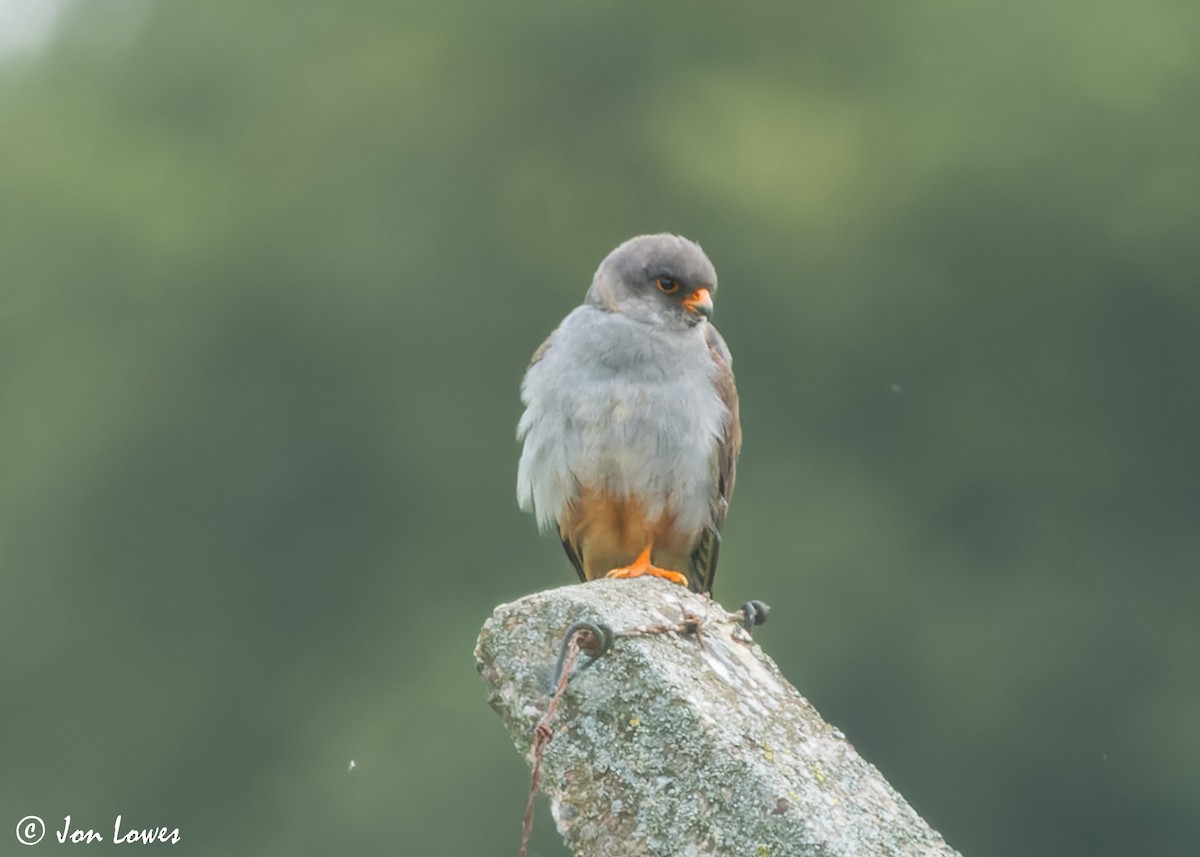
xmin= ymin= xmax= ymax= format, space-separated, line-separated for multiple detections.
xmin=2 ymin=1 xmax=1198 ymax=854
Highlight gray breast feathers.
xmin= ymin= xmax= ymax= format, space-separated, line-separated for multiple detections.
xmin=516 ymin=306 xmax=731 ymax=536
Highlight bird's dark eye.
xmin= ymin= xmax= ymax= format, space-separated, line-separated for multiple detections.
xmin=656 ymin=276 xmax=681 ymax=294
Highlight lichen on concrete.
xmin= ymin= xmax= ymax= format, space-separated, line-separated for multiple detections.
xmin=476 ymin=578 xmax=962 ymax=857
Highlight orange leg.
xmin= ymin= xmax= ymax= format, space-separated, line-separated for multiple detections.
xmin=606 ymin=544 xmax=689 ymax=587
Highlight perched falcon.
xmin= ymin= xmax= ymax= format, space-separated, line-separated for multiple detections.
xmin=517 ymin=234 xmax=741 ymax=593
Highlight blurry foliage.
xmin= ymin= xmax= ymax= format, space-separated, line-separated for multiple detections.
xmin=1 ymin=1 xmax=1198 ymax=855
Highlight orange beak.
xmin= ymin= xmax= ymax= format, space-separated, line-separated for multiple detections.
xmin=683 ymin=287 xmax=713 ymax=319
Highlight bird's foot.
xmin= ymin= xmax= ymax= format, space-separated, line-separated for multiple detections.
xmin=605 ymin=545 xmax=689 ymax=587
xmin=606 ymin=565 xmax=690 ymax=586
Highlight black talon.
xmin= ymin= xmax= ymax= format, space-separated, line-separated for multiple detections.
xmin=740 ymin=600 xmax=770 ymax=632
xmin=549 ymin=620 xmax=614 ymax=691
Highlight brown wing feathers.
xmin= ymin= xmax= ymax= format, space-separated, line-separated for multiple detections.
xmin=691 ymin=325 xmax=741 ymax=593
xmin=560 ymin=532 xmax=586 ymax=583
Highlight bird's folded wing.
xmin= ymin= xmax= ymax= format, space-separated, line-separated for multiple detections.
xmin=692 ymin=324 xmax=741 ymax=593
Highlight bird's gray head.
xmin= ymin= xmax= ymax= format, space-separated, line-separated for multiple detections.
xmin=585 ymin=234 xmax=718 ymax=330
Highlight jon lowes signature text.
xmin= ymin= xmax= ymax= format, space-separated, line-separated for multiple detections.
xmin=57 ymin=815 xmax=181 ymax=845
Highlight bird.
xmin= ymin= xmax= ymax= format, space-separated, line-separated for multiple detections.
xmin=516 ymin=234 xmax=741 ymax=594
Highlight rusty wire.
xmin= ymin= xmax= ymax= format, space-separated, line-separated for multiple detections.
xmin=515 ymin=601 xmax=769 ymax=856
xmin=516 ymin=612 xmax=703 ymax=856
xmin=520 ymin=619 xmax=613 ymax=857
xmin=518 ymin=630 xmax=579 ymax=857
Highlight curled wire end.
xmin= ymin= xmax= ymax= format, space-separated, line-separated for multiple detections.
xmin=548 ymin=620 xmax=614 ymax=691
xmin=570 ymin=620 xmax=614 ymax=657
xmin=740 ymin=600 xmax=771 ymax=632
